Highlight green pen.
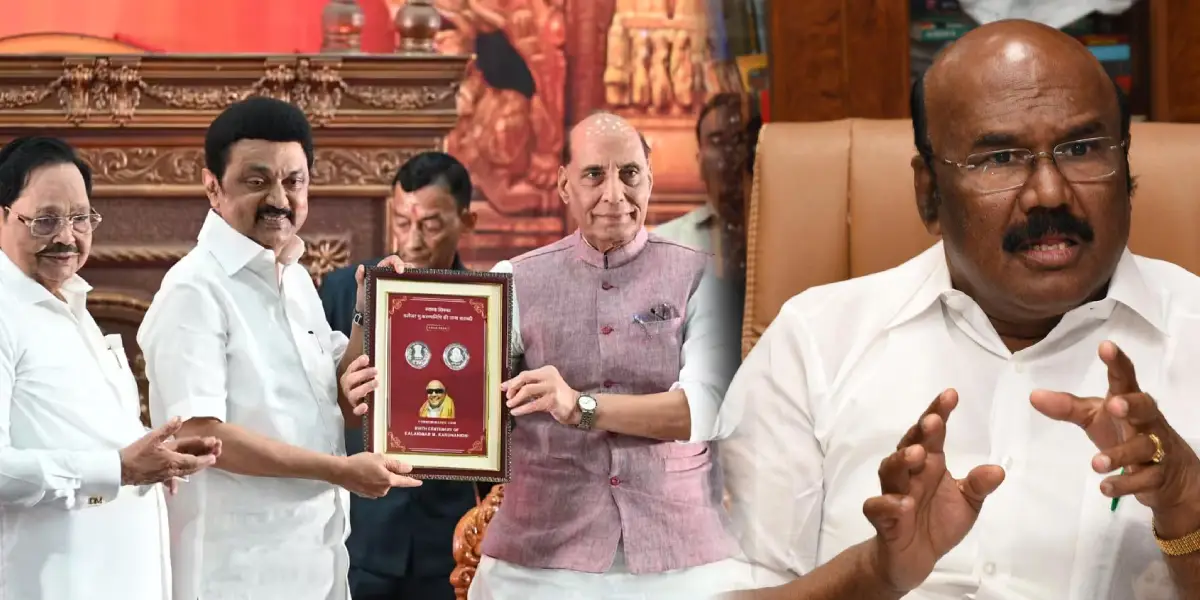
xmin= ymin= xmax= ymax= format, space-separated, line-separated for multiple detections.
xmin=1110 ymin=467 xmax=1126 ymax=512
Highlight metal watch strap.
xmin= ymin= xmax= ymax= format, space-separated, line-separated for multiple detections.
xmin=352 ymin=310 xmax=365 ymax=328
xmin=576 ymin=394 xmax=597 ymax=430
xmin=1154 ymin=521 xmax=1200 ymax=556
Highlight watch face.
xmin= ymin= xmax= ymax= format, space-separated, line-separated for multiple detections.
xmin=578 ymin=396 xmax=597 ymax=411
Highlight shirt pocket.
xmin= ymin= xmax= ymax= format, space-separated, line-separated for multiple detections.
xmin=633 ymin=315 xmax=685 ymax=338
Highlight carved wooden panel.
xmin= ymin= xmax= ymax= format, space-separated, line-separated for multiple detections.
xmin=0 ymin=52 xmax=465 ymax=372
xmin=1149 ymin=0 xmax=1200 ymax=122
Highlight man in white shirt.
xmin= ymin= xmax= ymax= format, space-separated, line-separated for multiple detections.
xmin=139 ymin=97 xmax=421 ymax=600
xmin=0 ymin=136 xmax=219 ymax=600
xmin=718 ymin=21 xmax=1200 ymax=600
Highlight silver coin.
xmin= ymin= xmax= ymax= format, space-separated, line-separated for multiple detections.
xmin=405 ymin=341 xmax=431 ymax=369
xmin=443 ymin=343 xmax=470 ymax=371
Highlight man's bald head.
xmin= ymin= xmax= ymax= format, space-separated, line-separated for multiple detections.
xmin=912 ymin=19 xmax=1130 ymax=174
xmin=562 ymin=111 xmax=651 ymax=166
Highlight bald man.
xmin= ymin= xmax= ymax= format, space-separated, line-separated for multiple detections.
xmin=461 ymin=111 xmax=743 ymax=599
xmin=718 ymin=19 xmax=1200 ymax=600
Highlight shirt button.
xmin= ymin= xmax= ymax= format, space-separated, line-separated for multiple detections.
xmin=609 ymin=476 xmax=620 ymax=486
xmin=602 ymin=380 xmax=614 ymax=388
xmin=600 ymin=326 xmax=614 ymax=335
xmin=601 ymin=281 xmax=613 ymax=290
xmin=983 ymin=562 xmax=996 ymax=575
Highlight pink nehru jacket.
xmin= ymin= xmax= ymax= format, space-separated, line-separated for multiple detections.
xmin=481 ymin=228 xmax=739 ymax=574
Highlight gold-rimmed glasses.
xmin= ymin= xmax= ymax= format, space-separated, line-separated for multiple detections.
xmin=939 ymin=136 xmax=1127 ymax=193
xmin=2 ymin=207 xmax=103 ymax=237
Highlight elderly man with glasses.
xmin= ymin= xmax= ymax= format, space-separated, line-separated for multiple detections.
xmin=718 ymin=20 xmax=1200 ymax=600
xmin=0 ymin=136 xmax=221 ymax=600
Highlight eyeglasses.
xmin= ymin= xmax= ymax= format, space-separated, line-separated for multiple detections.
xmin=3 ymin=207 xmax=102 ymax=237
xmin=938 ymin=136 xmax=1127 ymax=193
xmin=427 ymin=388 xmax=445 ymax=396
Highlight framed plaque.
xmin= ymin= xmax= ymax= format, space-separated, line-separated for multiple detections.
xmin=363 ymin=267 xmax=513 ymax=482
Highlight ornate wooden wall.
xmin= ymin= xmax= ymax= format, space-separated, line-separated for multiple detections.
xmin=0 ymin=53 xmax=466 ymax=422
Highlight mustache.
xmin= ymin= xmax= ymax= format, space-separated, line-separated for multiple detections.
xmin=1002 ymin=207 xmax=1095 ymax=253
xmin=38 ymin=243 xmax=79 ymax=255
xmin=256 ymin=206 xmax=294 ymax=221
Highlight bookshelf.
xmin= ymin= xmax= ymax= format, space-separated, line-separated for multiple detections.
xmin=766 ymin=0 xmax=1200 ymax=123
xmin=706 ymin=0 xmax=770 ymax=119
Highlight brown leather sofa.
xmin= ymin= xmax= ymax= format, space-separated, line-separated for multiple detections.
xmin=742 ymin=118 xmax=1200 ymax=356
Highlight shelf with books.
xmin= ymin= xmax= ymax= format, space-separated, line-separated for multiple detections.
xmin=707 ymin=0 xmax=770 ymax=120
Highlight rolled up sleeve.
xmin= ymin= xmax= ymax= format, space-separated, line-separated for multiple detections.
xmin=675 ymin=271 xmax=741 ymax=443
xmin=0 ymin=320 xmax=122 ymax=507
xmin=138 ymin=282 xmax=229 ymax=425
xmin=718 ymin=305 xmax=826 ymax=585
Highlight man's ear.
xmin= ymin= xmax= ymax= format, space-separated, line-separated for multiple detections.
xmin=202 ymin=169 xmax=222 ymax=211
xmin=912 ymin=155 xmax=940 ymax=236
xmin=557 ymin=165 xmax=569 ymax=204
xmin=459 ymin=209 xmax=478 ymax=232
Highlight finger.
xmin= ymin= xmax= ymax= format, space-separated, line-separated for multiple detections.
xmin=506 ymin=382 xmax=553 ymax=409
xmin=378 ymin=255 xmax=407 ymax=273
xmin=1099 ymin=341 xmax=1141 ymax=396
xmin=1029 ymin=389 xmax=1100 ymax=427
xmin=510 ymin=395 xmax=554 ymax=417
xmin=878 ymin=445 xmax=925 ymax=496
xmin=342 ymin=365 xmax=377 ymax=389
xmin=168 ymin=452 xmax=216 ymax=477
xmin=346 ymin=378 xmax=379 ymax=402
xmin=383 ymin=459 xmax=413 ymax=475
xmin=502 ymin=371 xmax=536 ymax=396
xmin=919 ymin=413 xmax=947 ymax=455
xmin=896 ymin=389 xmax=957 ymax=449
xmin=862 ymin=494 xmax=913 ymax=542
xmin=149 ymin=417 xmax=183 ymax=444
xmin=355 ymin=264 xmax=364 ymax=286
xmin=388 ymin=474 xmax=423 ymax=488
xmin=958 ymin=464 xmax=1005 ymax=512
xmin=171 ymin=436 xmax=221 ymax=457
xmin=353 ymin=401 xmax=371 ymax=416
xmin=1093 ymin=431 xmax=1159 ymax=473
xmin=1107 ymin=393 xmax=1164 ymax=429
xmin=347 ymin=354 xmax=370 ymax=372
xmin=165 ymin=478 xmax=179 ymax=496
xmin=1101 ymin=464 xmax=1165 ymax=498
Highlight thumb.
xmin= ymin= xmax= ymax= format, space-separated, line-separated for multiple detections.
xmin=958 ymin=464 xmax=1005 ymax=510
xmin=355 ymin=265 xmax=364 ymax=286
xmin=150 ymin=417 xmax=183 ymax=443
xmin=1030 ymin=389 xmax=1095 ymax=426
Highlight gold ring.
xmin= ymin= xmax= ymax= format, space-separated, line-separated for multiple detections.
xmin=1148 ymin=433 xmax=1166 ymax=464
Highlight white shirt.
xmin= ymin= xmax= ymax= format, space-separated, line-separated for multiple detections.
xmin=139 ymin=210 xmax=352 ymax=600
xmin=653 ymin=205 xmax=716 ymax=254
xmin=0 ymin=251 xmax=170 ymax=600
xmin=718 ymin=242 xmax=1200 ymax=600
xmin=470 ymin=258 xmax=747 ymax=600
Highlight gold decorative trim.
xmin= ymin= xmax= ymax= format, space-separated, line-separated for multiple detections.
xmin=0 ymin=56 xmax=463 ymax=127
xmin=741 ymin=122 xmax=767 ymax=359
xmin=77 ymin=146 xmax=431 ymax=188
xmin=88 ymin=244 xmax=191 ymax=265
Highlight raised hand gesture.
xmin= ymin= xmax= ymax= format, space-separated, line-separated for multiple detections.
xmin=1031 ymin=341 xmax=1200 ymax=538
xmin=863 ymin=390 xmax=1006 ymax=592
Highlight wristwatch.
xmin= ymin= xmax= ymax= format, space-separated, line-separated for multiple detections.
xmin=352 ymin=310 xmax=365 ymax=328
xmin=576 ymin=394 xmax=598 ymax=430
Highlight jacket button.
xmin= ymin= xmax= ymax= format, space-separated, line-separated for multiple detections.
xmin=602 ymin=380 xmax=613 ymax=388
xmin=601 ymin=281 xmax=613 ymax=290
xmin=609 ymin=477 xmax=620 ymax=486
xmin=600 ymin=325 xmax=613 ymax=335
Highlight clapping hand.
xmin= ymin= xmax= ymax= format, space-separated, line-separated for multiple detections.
xmin=863 ymin=390 xmax=1006 ymax=592
xmin=1031 ymin=341 xmax=1200 ymax=537
xmin=502 ymin=365 xmax=580 ymax=425
xmin=120 ymin=417 xmax=222 ymax=489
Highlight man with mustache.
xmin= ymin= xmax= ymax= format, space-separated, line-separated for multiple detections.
xmin=718 ymin=20 xmax=1200 ymax=600
xmin=0 ymin=136 xmax=221 ymax=600
xmin=321 ymin=151 xmax=485 ymax=600
xmin=138 ymin=97 xmax=421 ymax=600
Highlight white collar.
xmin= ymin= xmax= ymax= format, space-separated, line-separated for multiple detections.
xmin=196 ymin=209 xmax=305 ymax=276
xmin=0 ymin=249 xmax=92 ymax=308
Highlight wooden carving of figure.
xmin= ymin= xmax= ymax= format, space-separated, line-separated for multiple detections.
xmin=603 ymin=16 xmax=632 ymax=106
xmin=633 ymin=0 xmax=669 ymax=17
xmin=669 ymin=28 xmax=695 ymax=110
xmin=649 ymin=29 xmax=674 ymax=113
xmin=630 ymin=30 xmax=652 ymax=108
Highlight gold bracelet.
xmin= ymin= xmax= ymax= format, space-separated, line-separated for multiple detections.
xmin=1154 ymin=520 xmax=1200 ymax=556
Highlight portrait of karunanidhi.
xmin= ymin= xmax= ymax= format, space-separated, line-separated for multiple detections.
xmin=448 ymin=345 xmax=465 ymax=364
xmin=419 ymin=379 xmax=455 ymax=419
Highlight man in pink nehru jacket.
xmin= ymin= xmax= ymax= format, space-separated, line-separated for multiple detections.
xmin=471 ymin=111 xmax=745 ymax=599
